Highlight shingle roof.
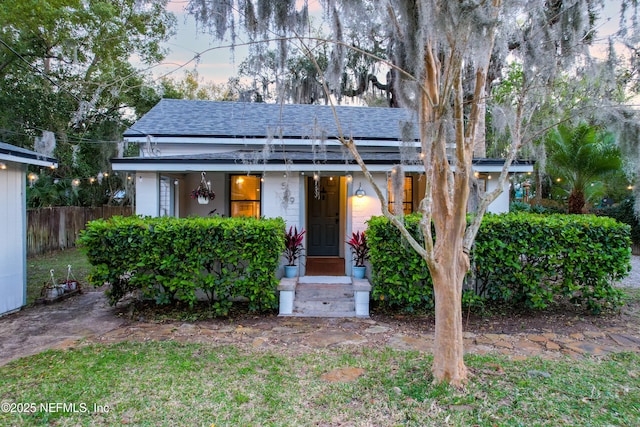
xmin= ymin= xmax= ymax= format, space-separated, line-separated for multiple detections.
xmin=124 ymin=99 xmax=420 ymax=141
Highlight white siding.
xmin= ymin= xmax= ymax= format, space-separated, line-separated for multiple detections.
xmin=135 ymin=172 xmax=160 ymax=217
xmin=262 ymin=172 xmax=302 ymax=227
xmin=0 ymin=163 xmax=27 ymax=315
xmin=350 ymin=173 xmax=384 ymax=233
xmin=486 ymin=177 xmax=510 ymax=214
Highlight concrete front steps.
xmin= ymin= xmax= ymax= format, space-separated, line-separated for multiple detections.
xmin=277 ymin=276 xmax=371 ymax=318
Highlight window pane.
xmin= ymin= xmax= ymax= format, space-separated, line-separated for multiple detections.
xmin=231 ymin=201 xmax=260 ymax=218
xmin=230 ymin=175 xmax=261 ymax=218
xmin=388 ymin=176 xmax=413 ymax=215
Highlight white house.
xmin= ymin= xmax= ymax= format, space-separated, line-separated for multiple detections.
xmin=0 ymin=142 xmax=58 ymax=316
xmin=113 ymin=100 xmax=533 ymax=276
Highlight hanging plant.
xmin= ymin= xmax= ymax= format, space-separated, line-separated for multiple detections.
xmin=191 ymin=172 xmax=215 ymax=204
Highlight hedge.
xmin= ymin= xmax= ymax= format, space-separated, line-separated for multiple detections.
xmin=592 ymin=196 xmax=640 ymax=247
xmin=473 ymin=213 xmax=630 ymax=313
xmin=78 ymin=215 xmax=285 ymax=315
xmin=367 ymin=213 xmax=630 ymax=313
xmin=367 ymin=215 xmax=434 ymax=312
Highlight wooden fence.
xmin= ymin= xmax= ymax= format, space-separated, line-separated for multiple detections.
xmin=27 ymin=206 xmax=133 ymax=256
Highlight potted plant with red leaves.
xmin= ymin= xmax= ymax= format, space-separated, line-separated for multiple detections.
xmin=283 ymin=226 xmax=305 ymax=278
xmin=347 ymin=230 xmax=369 ymax=279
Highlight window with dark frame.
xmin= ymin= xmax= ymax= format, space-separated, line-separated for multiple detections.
xmin=230 ymin=175 xmax=261 ymax=218
xmin=388 ymin=176 xmax=414 ymax=215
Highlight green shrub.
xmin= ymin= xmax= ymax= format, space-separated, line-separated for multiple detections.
xmin=78 ymin=216 xmax=285 ymax=314
xmin=510 ymin=201 xmax=567 ymax=214
xmin=367 ymin=215 xmax=434 ymax=312
xmin=593 ymin=196 xmax=640 ymax=246
xmin=367 ymin=213 xmax=630 ymax=313
xmin=509 ymin=201 xmax=531 ymax=213
xmin=473 ymin=213 xmax=629 ymax=313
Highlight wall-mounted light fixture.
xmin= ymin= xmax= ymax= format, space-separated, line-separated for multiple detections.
xmin=346 ymin=174 xmax=352 ymax=183
xmin=0 ymin=162 xmax=6 ymax=170
xmin=355 ymin=183 xmax=366 ymax=198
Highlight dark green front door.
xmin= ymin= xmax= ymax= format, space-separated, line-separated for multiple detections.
xmin=307 ymin=176 xmax=340 ymax=256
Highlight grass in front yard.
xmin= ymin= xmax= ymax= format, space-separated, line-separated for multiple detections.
xmin=0 ymin=342 xmax=638 ymax=426
xmin=26 ymin=248 xmax=92 ymax=305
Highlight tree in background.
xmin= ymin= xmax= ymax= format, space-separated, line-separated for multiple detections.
xmin=0 ymin=0 xmax=176 ymax=206
xmin=237 ymin=36 xmax=395 ymax=106
xmin=545 ymin=123 xmax=623 ymax=214
xmin=158 ymin=70 xmax=259 ymax=101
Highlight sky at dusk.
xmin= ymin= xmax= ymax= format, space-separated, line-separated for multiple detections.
xmin=151 ymin=0 xmax=628 ymax=85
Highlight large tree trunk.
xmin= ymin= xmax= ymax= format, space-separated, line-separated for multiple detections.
xmin=430 ymin=239 xmax=469 ymax=386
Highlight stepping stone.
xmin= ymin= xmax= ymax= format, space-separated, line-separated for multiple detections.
xmin=388 ymin=335 xmax=433 ymax=352
xmin=363 ymin=325 xmax=390 ymax=334
xmin=608 ymin=333 xmax=640 ymax=348
xmin=321 ymin=367 xmax=365 ymax=383
xmin=564 ymin=341 xmax=610 ymax=355
xmin=546 ymin=341 xmax=561 ymax=351
xmin=305 ymin=330 xmax=366 ymax=347
xmin=528 ymin=334 xmax=548 ymax=343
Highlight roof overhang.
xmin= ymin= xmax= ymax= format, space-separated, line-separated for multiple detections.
xmin=112 ymin=151 xmax=534 ymax=174
xmin=0 ymin=143 xmax=58 ymax=168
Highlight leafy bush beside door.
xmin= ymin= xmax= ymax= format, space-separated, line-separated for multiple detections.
xmin=79 ymin=216 xmax=285 ymax=315
xmin=367 ymin=213 xmax=630 ymax=313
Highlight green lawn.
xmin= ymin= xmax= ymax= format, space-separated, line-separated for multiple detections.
xmin=0 ymin=343 xmax=638 ymax=426
xmin=26 ymin=248 xmax=92 ymax=305
xmin=16 ymin=249 xmax=640 ymax=425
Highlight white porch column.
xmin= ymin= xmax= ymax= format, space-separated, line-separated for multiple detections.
xmin=353 ymin=279 xmax=372 ymax=318
xmin=277 ymin=278 xmax=297 ymax=316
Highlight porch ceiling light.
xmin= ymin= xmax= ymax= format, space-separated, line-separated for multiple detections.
xmin=355 ymin=183 xmax=366 ymax=198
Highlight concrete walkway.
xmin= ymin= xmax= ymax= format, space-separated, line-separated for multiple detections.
xmin=1 ymin=257 xmax=639 ymax=367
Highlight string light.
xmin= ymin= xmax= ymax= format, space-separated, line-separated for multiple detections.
xmin=22 ymin=168 xmax=129 ymax=189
